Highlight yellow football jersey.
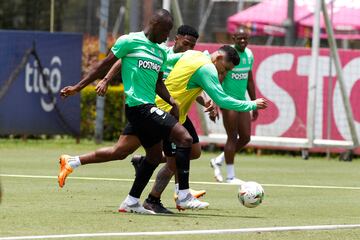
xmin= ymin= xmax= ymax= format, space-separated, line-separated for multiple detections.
xmin=156 ymin=50 xmax=212 ymax=124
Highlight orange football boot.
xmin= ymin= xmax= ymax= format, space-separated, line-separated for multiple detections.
xmin=58 ymin=155 xmax=73 ymax=188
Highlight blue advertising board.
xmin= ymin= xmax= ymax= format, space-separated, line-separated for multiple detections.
xmin=0 ymin=30 xmax=82 ymax=135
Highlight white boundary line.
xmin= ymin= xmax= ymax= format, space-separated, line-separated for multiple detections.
xmin=1 ymin=224 xmax=360 ymax=240
xmin=1 ymin=174 xmax=360 ymax=190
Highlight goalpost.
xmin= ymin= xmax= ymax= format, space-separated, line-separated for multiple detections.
xmin=199 ymin=0 xmax=359 ymax=159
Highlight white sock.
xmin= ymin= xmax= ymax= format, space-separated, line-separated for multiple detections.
xmin=226 ymin=164 xmax=235 ymax=179
xmin=215 ymin=152 xmax=225 ymax=165
xmin=174 ymin=183 xmax=179 ymax=194
xmin=68 ymin=156 xmax=81 ymax=169
xmin=178 ymin=189 xmax=190 ymax=200
xmin=125 ymin=195 xmax=139 ymax=205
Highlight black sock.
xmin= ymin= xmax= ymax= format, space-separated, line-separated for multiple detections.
xmin=129 ymin=158 xmax=158 ymax=198
xmin=175 ymin=146 xmax=191 ymax=190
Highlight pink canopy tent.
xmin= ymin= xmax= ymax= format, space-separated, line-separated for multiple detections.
xmin=298 ymin=1 xmax=360 ymax=39
xmin=227 ymin=0 xmax=313 ymax=36
xmin=227 ymin=0 xmax=360 ymax=39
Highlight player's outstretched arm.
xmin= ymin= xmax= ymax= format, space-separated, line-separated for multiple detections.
xmin=195 ymin=65 xmax=263 ymax=112
xmin=96 ymin=59 xmax=122 ymax=96
xmin=60 ymin=52 xmax=118 ymax=98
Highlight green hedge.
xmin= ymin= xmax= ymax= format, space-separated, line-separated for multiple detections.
xmin=81 ymin=85 xmax=126 ymax=140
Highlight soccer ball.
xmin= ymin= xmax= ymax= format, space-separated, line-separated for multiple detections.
xmin=238 ymin=181 xmax=264 ymax=208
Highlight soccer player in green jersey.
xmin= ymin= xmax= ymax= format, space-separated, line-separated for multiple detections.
xmin=210 ymin=27 xmax=258 ymax=184
xmin=59 ymin=25 xmax=201 ymax=175
xmin=58 ymin=12 xmax=209 ymax=214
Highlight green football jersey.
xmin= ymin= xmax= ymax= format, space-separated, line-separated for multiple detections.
xmin=111 ymin=31 xmax=167 ymax=107
xmin=222 ymin=46 xmax=254 ymax=100
xmin=161 ymin=46 xmax=174 ymax=80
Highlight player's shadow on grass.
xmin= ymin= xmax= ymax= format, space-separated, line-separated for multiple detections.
xmin=102 ymin=207 xmax=263 ymax=219
xmin=171 ymin=212 xmax=264 ymax=219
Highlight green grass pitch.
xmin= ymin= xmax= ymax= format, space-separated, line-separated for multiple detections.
xmin=0 ymin=139 xmax=360 ymax=240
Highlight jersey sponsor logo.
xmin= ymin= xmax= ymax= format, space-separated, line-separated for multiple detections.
xmin=138 ymin=59 xmax=161 ymax=72
xmin=231 ymin=72 xmax=248 ymax=80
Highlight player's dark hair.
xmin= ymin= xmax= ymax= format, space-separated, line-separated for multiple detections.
xmin=219 ymin=45 xmax=240 ymax=66
xmin=177 ymin=25 xmax=199 ymax=39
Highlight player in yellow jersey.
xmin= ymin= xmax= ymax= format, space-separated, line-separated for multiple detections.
xmin=106 ymin=46 xmax=267 ymax=212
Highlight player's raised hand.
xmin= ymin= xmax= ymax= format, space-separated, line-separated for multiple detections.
xmin=253 ymin=98 xmax=268 ymax=110
xmin=203 ymin=100 xmax=215 ymax=112
xmin=60 ymin=86 xmax=79 ymax=98
xmin=95 ymin=79 xmax=109 ymax=96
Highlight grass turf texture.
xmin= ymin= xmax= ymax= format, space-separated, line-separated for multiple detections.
xmin=0 ymin=139 xmax=360 ymax=239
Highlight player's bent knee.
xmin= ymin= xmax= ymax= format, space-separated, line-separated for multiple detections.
xmin=183 ymin=137 xmax=193 ymax=147
xmin=171 ymin=124 xmax=193 ymax=147
xmin=175 ymin=134 xmax=192 ymax=147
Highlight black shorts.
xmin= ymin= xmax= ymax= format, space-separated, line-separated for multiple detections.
xmin=125 ymin=104 xmax=178 ymax=148
xmin=122 ymin=122 xmax=135 ymax=135
xmin=163 ymin=116 xmax=199 ymax=157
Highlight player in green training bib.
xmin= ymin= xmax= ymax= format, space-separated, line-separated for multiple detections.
xmin=210 ymin=27 xmax=259 ymax=184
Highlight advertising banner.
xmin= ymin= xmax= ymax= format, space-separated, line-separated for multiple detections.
xmin=0 ymin=31 xmax=82 ymax=135
xmin=191 ymin=43 xmax=360 ymax=143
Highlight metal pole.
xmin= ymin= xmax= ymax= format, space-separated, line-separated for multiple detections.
xmin=198 ymin=0 xmax=214 ymax=40
xmin=50 ymin=0 xmax=55 ymax=32
xmin=172 ymin=0 xmax=184 ymax=28
xmin=326 ymin=0 xmax=334 ymax=159
xmin=284 ymin=0 xmax=296 ymax=46
xmin=162 ymin=0 xmax=171 ymax=11
xmin=321 ymin=0 xmax=359 ymax=147
xmin=306 ymin=0 xmax=321 ymax=148
xmin=237 ymin=0 xmax=244 ymax=12
xmin=94 ymin=0 xmax=109 ymax=144
xmin=130 ymin=0 xmax=139 ymax=32
xmin=112 ymin=6 xmax=125 ymax=39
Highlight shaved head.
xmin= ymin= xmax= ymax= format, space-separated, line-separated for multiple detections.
xmin=145 ymin=9 xmax=174 ymax=44
xmin=233 ymin=27 xmax=249 ymax=52
xmin=150 ymin=9 xmax=173 ymax=25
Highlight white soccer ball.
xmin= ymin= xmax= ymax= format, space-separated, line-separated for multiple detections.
xmin=238 ymin=181 xmax=264 ymax=208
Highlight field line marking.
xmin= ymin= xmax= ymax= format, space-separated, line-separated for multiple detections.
xmin=1 ymin=173 xmax=360 ymax=190
xmin=1 ymin=224 xmax=360 ymax=239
